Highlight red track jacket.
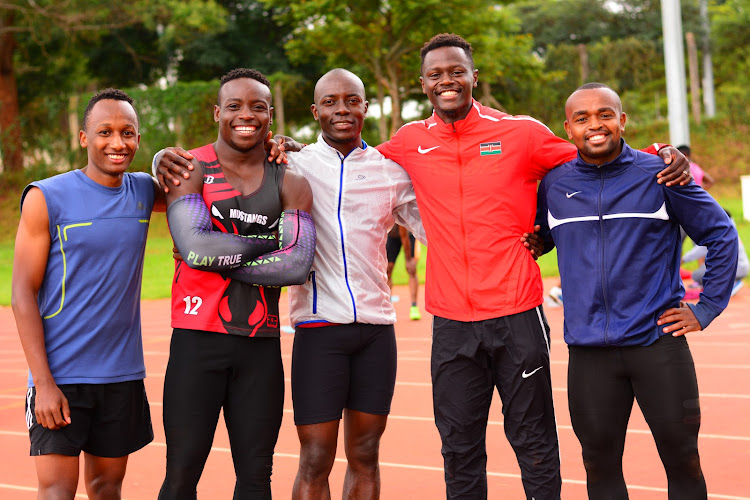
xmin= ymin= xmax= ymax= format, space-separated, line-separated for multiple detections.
xmin=377 ymin=100 xmax=578 ymax=321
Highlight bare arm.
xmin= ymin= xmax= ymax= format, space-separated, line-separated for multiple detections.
xmin=11 ymin=188 xmax=71 ymax=430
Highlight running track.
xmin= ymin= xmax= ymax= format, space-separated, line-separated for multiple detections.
xmin=1 ymin=281 xmax=749 ymax=499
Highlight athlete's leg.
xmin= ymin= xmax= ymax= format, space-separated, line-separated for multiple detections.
xmin=406 ymin=233 xmax=421 ymax=320
xmin=431 ymin=316 xmax=493 ymax=499
xmin=568 ymin=345 xmax=633 ymax=500
xmin=35 ymin=454 xmax=79 ymax=500
xmin=159 ymin=330 xmax=228 ymax=500
xmin=83 ymin=454 xmax=128 ymax=500
xmin=342 ymin=325 xmax=397 ymax=499
xmin=488 ymin=308 xmax=560 ymax=500
xmin=293 ymin=420 xmax=340 ymax=500
xmin=626 ymin=335 xmax=706 ymax=500
xmin=292 ymin=325 xmax=356 ymax=499
xmin=224 ymin=337 xmax=284 ymax=500
xmin=342 ymin=410 xmax=388 ymax=500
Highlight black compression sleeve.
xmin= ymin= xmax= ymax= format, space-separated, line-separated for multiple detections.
xmin=167 ymin=193 xmax=278 ymax=271
xmin=225 ymin=209 xmax=316 ymax=287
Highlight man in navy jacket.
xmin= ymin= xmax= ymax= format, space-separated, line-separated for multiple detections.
xmin=537 ymin=82 xmax=738 ymax=500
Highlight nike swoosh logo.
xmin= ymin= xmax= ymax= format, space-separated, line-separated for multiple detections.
xmin=211 ymin=205 xmax=224 ymax=220
xmin=418 ymin=145 xmax=440 ymax=154
xmin=566 ymin=191 xmax=582 ymax=198
xmin=268 ymin=218 xmax=280 ymax=230
xmin=521 ymin=366 xmax=543 ymax=379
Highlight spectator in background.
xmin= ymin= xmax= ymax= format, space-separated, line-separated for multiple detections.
xmin=677 ymin=145 xmax=715 ymax=190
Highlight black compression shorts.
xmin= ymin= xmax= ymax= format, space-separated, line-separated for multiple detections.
xmin=291 ymin=323 xmax=397 ymax=425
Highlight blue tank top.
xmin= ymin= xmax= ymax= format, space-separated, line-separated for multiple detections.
xmin=23 ymin=169 xmax=155 ymax=386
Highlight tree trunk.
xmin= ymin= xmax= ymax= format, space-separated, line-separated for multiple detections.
xmin=273 ymin=80 xmax=285 ymax=137
xmin=0 ymin=12 xmax=24 ymax=173
xmin=685 ymin=32 xmax=702 ymax=125
xmin=385 ymin=64 xmax=403 ymax=135
xmin=480 ymin=81 xmax=505 ymax=112
xmin=577 ymin=43 xmax=589 ymax=84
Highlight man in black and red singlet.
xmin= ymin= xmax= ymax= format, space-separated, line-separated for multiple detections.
xmin=157 ymin=68 xmax=315 ymax=500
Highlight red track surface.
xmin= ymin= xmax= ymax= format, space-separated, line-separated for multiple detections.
xmin=1 ymin=281 xmax=749 ymax=499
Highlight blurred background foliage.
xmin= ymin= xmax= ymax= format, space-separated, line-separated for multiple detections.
xmin=1 ymin=0 xmax=748 ymax=178
xmin=1 ymin=0 xmax=749 ymax=302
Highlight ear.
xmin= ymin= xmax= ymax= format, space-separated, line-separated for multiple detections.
xmin=269 ymin=106 xmax=274 ymax=126
xmin=311 ymin=103 xmax=319 ymax=121
xmin=135 ymin=132 xmax=141 ymax=151
xmin=472 ymin=69 xmax=479 ymax=88
xmin=620 ymin=112 xmax=627 ymax=132
xmin=564 ymin=120 xmax=573 ymax=140
xmin=214 ymin=104 xmax=220 ymax=123
xmin=419 ymin=76 xmax=426 ymax=95
xmin=79 ymin=130 xmax=87 ymax=148
xmin=363 ymin=100 xmax=369 ymax=116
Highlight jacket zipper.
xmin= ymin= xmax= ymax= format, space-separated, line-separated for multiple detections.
xmin=598 ymin=170 xmax=610 ymax=344
xmin=311 ymin=271 xmax=317 ymax=314
xmin=337 ymin=153 xmax=357 ymax=322
xmin=453 ymin=123 xmax=474 ymax=318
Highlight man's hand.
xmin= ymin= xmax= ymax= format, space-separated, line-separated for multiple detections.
xmin=656 ymin=146 xmax=692 ymax=186
xmin=173 ymin=246 xmax=183 ymax=262
xmin=405 ymin=257 xmax=417 ymax=275
xmin=521 ymin=225 xmax=544 ymax=260
xmin=156 ymin=147 xmax=195 ymax=193
xmin=265 ymin=132 xmax=289 ymax=165
xmin=657 ymin=302 xmax=702 ymax=336
xmin=34 ymin=382 xmax=71 ymax=430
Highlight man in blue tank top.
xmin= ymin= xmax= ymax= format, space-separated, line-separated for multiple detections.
xmin=12 ymin=89 xmax=165 ymax=499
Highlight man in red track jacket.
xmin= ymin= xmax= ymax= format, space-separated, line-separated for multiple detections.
xmin=376 ymin=33 xmax=690 ymax=500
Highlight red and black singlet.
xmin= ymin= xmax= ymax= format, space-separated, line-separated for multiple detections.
xmin=171 ymin=144 xmax=285 ymax=337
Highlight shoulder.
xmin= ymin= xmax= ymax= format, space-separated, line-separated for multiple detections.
xmin=540 ymin=161 xmax=576 ymax=191
xmin=499 ymin=113 xmax=555 ymax=135
xmin=628 ymin=146 xmax=669 ymax=177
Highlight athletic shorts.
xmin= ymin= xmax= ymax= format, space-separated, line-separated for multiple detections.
xmin=291 ymin=323 xmax=397 ymax=425
xmin=386 ymin=231 xmax=416 ymax=263
xmin=26 ymin=380 xmax=153 ymax=457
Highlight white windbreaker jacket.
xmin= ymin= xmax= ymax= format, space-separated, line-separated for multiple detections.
xmin=287 ymin=136 xmax=425 ymax=326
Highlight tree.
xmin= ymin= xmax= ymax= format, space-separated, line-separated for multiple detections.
xmin=269 ymin=0 xmax=525 ymax=141
xmin=0 ymin=0 xmax=226 ymax=173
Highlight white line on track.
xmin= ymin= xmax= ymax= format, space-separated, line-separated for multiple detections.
xmin=1 ymin=432 xmax=747 ymax=498
xmin=83 ymin=441 xmax=750 ymax=500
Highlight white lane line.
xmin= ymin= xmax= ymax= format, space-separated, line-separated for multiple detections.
xmin=1 ymin=432 xmax=748 ymax=497
xmin=101 ymin=442 xmax=750 ymax=500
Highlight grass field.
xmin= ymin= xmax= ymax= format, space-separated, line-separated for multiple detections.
xmin=0 ymin=186 xmax=747 ymax=306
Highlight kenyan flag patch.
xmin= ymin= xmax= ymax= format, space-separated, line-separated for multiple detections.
xmin=479 ymin=141 xmax=502 ymax=156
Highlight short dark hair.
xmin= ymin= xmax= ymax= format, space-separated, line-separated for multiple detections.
xmin=83 ymin=88 xmax=137 ymax=130
xmin=575 ymin=82 xmax=616 ymax=93
xmin=676 ymin=144 xmax=691 ymax=156
xmin=420 ymin=33 xmax=474 ymax=69
xmin=218 ymin=68 xmax=271 ymax=104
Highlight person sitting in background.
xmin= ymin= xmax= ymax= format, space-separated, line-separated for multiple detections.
xmin=683 ymin=208 xmax=748 ymax=298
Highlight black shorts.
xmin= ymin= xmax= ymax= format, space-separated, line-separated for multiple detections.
xmin=26 ymin=380 xmax=153 ymax=457
xmin=386 ymin=231 xmax=416 ymax=263
xmin=291 ymin=323 xmax=397 ymax=425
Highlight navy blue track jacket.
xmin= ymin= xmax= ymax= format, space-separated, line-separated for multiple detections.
xmin=537 ymin=141 xmax=738 ymax=347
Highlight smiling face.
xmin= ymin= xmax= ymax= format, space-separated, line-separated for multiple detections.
xmin=311 ymin=69 xmax=368 ymax=156
xmin=215 ymin=77 xmax=273 ymax=153
xmin=420 ymin=46 xmax=478 ymax=124
xmin=79 ymin=99 xmax=140 ymax=186
xmin=564 ymin=87 xmax=627 ymax=166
